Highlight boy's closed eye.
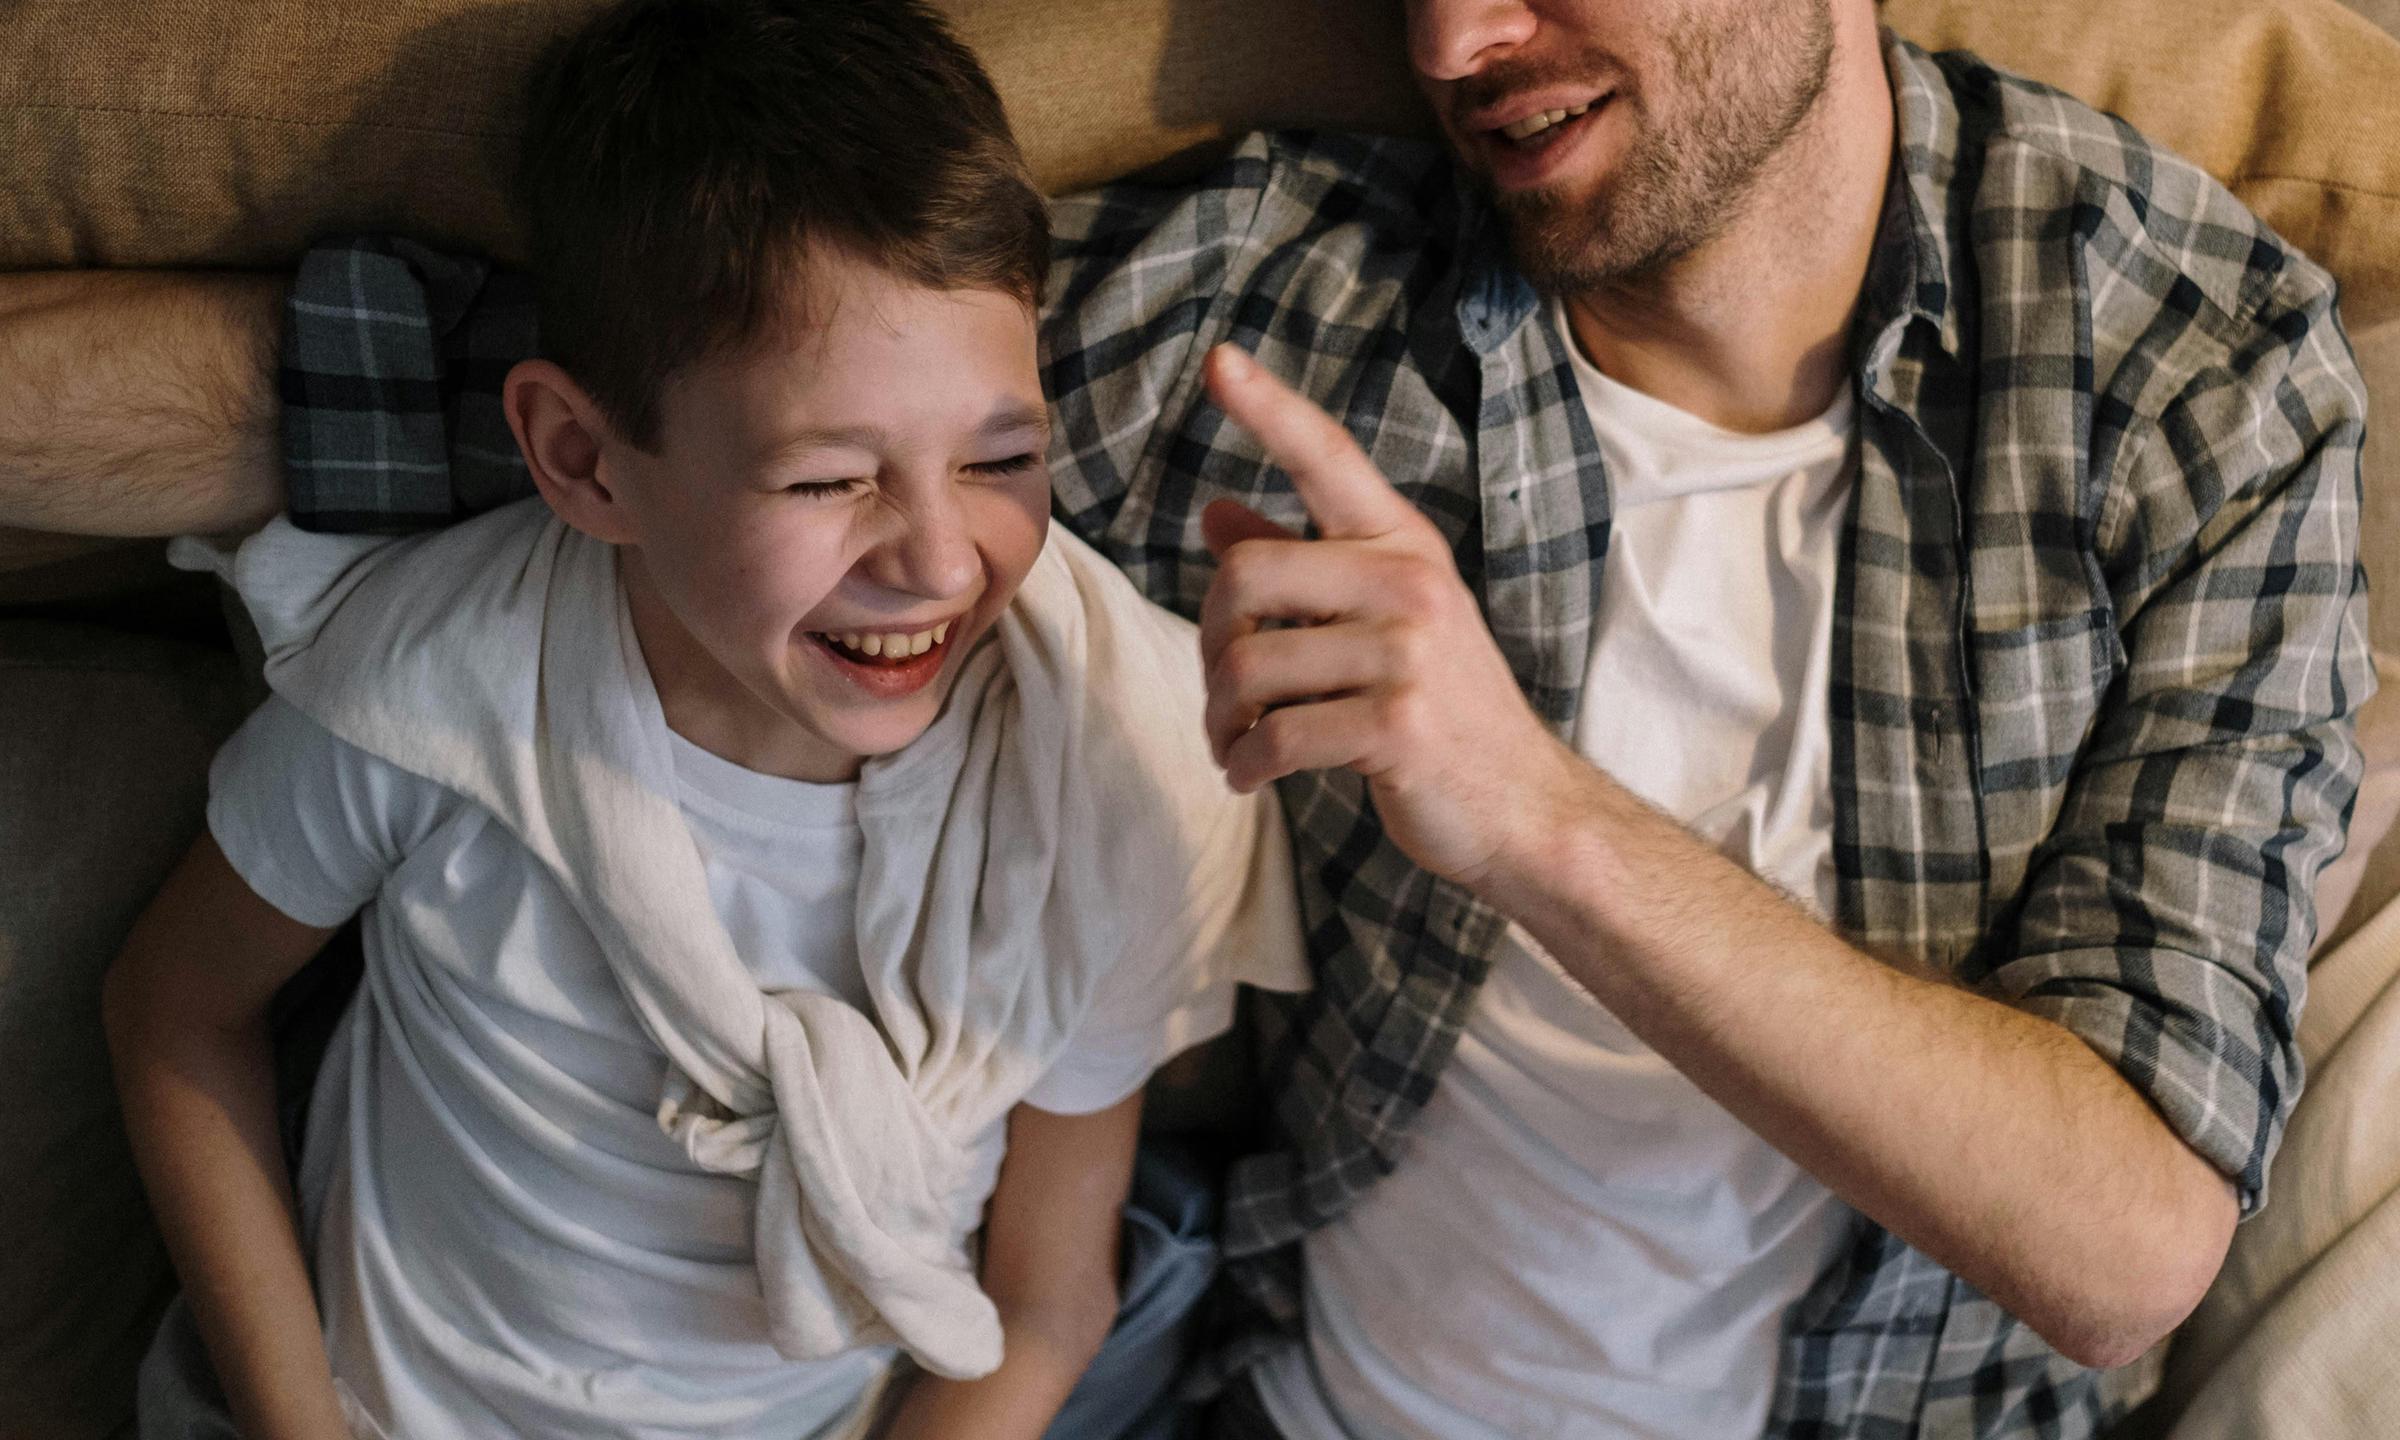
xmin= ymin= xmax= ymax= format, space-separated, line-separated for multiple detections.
xmin=780 ymin=453 xmax=1043 ymax=499
xmin=965 ymin=452 xmax=1044 ymax=478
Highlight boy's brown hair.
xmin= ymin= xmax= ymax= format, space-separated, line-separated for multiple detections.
xmin=517 ymin=0 xmax=1051 ymax=449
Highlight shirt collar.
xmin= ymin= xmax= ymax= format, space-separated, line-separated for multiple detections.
xmin=1450 ymin=171 xmax=1541 ymax=355
xmin=1860 ymin=33 xmax=1974 ymax=373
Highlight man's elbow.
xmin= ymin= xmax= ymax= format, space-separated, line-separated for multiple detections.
xmin=2026 ymin=1175 xmax=2240 ymax=1370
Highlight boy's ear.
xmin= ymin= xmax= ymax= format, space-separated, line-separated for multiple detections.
xmin=502 ymin=360 xmax=643 ymax=545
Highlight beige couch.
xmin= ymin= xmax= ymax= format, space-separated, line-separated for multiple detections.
xmin=5 ymin=2 xmax=2399 ymax=1437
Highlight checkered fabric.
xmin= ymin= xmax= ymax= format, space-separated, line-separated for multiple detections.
xmin=280 ymin=35 xmax=2371 ymax=1439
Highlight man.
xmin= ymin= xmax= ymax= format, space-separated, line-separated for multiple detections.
xmin=0 ymin=1 xmax=2370 ymax=1435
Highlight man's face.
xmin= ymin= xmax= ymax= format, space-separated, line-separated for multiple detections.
xmin=1405 ymin=0 xmax=1837 ymax=289
xmin=604 ymin=250 xmax=1051 ymax=780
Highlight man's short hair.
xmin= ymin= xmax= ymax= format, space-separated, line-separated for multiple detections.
xmin=517 ymin=0 xmax=1051 ymax=449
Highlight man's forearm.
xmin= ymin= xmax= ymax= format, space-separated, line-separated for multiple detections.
xmin=0 ymin=270 xmax=287 ymax=537
xmin=1487 ymin=763 xmax=2238 ymax=1370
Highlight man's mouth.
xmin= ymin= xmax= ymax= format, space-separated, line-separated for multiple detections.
xmin=810 ymin=621 xmax=952 ymax=668
xmin=1470 ymin=92 xmax=1615 ymax=188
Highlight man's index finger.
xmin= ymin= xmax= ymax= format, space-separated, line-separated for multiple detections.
xmin=1203 ymin=344 xmax=1417 ymax=541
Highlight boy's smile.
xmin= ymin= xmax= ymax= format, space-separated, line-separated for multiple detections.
xmin=523 ymin=249 xmax=1053 ymax=783
xmin=804 ymin=616 xmax=963 ymax=699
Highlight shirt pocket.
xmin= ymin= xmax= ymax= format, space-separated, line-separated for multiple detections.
xmin=1969 ymin=604 xmax=2124 ymax=896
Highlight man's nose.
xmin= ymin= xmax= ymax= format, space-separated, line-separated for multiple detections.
xmin=867 ymin=489 xmax=980 ymax=602
xmin=1409 ymin=0 xmax=1537 ymax=83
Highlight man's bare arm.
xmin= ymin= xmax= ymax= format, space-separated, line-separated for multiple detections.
xmin=0 ymin=270 xmax=286 ymax=537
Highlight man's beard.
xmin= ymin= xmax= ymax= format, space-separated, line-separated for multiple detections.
xmin=1485 ymin=0 xmax=1838 ymax=292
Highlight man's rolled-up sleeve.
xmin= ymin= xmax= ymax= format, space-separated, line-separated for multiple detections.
xmin=281 ymin=237 xmax=538 ymax=532
xmin=1982 ymin=277 xmax=2374 ymax=1214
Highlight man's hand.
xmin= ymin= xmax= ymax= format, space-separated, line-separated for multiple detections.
xmin=1197 ymin=343 xmax=1586 ymax=887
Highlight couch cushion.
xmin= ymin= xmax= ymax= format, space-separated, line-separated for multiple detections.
xmin=0 ymin=622 xmax=250 ymax=1440
xmin=0 ymin=534 xmax=179 ymax=605
xmin=4 ymin=0 xmax=2395 ymax=321
xmin=0 ymin=0 xmax=1424 ymax=272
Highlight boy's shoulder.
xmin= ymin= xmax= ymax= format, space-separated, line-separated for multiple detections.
xmin=1009 ymin=522 xmax=1273 ymax=858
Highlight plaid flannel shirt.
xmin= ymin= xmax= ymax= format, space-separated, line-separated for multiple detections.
xmin=280 ymin=35 xmax=2371 ymax=1440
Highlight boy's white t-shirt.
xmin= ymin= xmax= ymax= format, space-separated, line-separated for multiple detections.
xmin=1255 ymin=305 xmax=1861 ymax=1439
xmin=210 ymin=694 xmax=1255 ymax=1439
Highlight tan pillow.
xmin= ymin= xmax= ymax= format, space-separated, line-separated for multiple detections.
xmin=6 ymin=0 xmax=2396 ymax=318
xmin=0 ymin=0 xmax=1425 ymax=272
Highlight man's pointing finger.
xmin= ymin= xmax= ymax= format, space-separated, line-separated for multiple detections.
xmin=1203 ymin=343 xmax=1418 ymax=542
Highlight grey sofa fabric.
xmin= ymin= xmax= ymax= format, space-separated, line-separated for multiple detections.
xmin=0 ymin=620 xmax=250 ymax=1440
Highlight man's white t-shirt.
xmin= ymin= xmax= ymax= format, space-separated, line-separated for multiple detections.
xmin=210 ymin=696 xmax=1257 ymax=1439
xmin=1255 ymin=302 xmax=1864 ymax=1439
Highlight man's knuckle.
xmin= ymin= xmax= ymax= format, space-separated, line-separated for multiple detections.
xmin=1390 ymin=561 xmax=1446 ymax=615
xmin=1214 ymin=543 xmax=1257 ymax=593
xmin=1256 ymin=711 xmax=1299 ymax=768
xmin=1219 ymin=640 xmax=1264 ymax=697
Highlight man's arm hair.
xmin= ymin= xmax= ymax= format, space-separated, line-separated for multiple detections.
xmin=0 ymin=269 xmax=286 ymax=537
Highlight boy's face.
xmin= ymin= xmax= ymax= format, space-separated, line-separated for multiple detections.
xmin=602 ymin=252 xmax=1051 ymax=781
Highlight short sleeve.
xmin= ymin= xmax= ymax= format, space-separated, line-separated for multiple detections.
xmin=208 ymin=695 xmax=459 ymax=928
xmin=1023 ymin=777 xmax=1309 ymax=1118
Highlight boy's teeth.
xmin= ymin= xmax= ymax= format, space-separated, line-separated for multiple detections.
xmin=1500 ymin=101 xmax=1593 ymax=142
xmin=824 ymin=624 xmax=951 ymax=660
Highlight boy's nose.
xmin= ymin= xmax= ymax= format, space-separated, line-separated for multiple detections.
xmin=869 ymin=493 xmax=980 ymax=602
xmin=1409 ymin=0 xmax=1537 ymax=83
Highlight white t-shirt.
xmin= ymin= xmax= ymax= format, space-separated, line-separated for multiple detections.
xmin=210 ymin=695 xmax=1250 ymax=1439
xmin=1255 ymin=303 xmax=1863 ymax=1439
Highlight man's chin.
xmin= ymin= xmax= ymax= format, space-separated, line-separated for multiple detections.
xmin=1494 ymin=179 xmax=1696 ymax=295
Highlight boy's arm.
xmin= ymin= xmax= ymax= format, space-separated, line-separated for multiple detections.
xmin=0 ymin=270 xmax=286 ymax=536
xmin=102 ymin=834 xmax=350 ymax=1440
xmin=879 ymin=1094 xmax=1142 ymax=1440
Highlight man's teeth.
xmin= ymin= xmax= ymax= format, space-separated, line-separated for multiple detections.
xmin=1500 ymin=101 xmax=1594 ymax=143
xmin=824 ymin=621 xmax=950 ymax=659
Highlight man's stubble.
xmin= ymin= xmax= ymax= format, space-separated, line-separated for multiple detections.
xmin=1491 ymin=0 xmax=1839 ymax=293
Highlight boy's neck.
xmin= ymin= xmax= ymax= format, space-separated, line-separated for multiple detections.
xmin=618 ymin=549 xmax=865 ymax=785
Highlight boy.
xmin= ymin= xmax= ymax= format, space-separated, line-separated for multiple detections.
xmin=102 ymin=3 xmax=1302 ymax=1437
